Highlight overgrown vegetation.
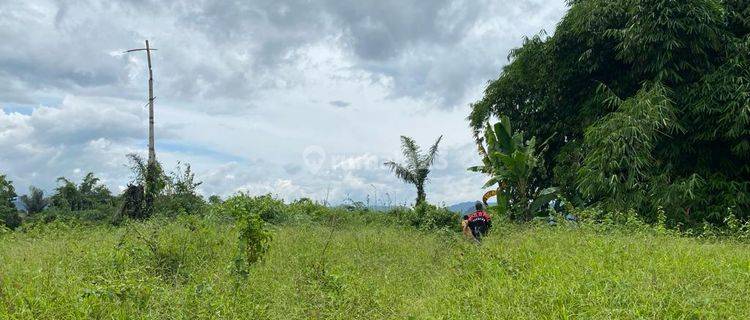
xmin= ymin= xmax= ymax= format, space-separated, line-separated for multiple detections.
xmin=2 ymin=206 xmax=749 ymax=319
xmin=468 ymin=0 xmax=750 ymax=227
xmin=469 ymin=115 xmax=558 ymax=221
xmin=218 ymin=194 xmax=274 ymax=277
xmin=0 ymin=174 xmax=20 ymax=230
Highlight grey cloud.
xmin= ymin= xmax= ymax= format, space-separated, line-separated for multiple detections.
xmin=329 ymin=100 xmax=350 ymax=108
xmin=1 ymin=0 xmax=566 ymax=111
xmin=0 ymin=95 xmax=182 ymax=194
xmin=327 ymin=0 xmax=478 ymax=60
xmin=28 ymin=105 xmax=142 ymax=145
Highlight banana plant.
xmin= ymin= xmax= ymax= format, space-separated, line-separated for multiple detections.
xmin=468 ymin=115 xmax=557 ymax=221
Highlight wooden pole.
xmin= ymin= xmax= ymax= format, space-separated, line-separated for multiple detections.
xmin=146 ymin=40 xmax=155 ymax=167
xmin=124 ymin=40 xmax=158 ymax=217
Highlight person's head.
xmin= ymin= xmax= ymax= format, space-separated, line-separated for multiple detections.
xmin=463 ymin=214 xmax=469 ymax=220
xmin=475 ymin=201 xmax=484 ymax=211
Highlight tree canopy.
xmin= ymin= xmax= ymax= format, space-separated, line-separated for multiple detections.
xmin=0 ymin=174 xmax=20 ymax=229
xmin=468 ymin=0 xmax=750 ymax=224
xmin=51 ymin=173 xmax=113 ymax=211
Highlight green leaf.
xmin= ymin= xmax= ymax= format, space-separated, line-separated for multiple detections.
xmin=528 ymin=187 xmax=559 ymax=213
xmin=482 ymin=176 xmax=501 ymax=189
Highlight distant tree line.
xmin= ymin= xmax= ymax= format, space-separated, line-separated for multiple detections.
xmin=0 ymin=154 xmax=212 ymax=229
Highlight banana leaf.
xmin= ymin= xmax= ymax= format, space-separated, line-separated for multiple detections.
xmin=528 ymin=187 xmax=559 ymax=213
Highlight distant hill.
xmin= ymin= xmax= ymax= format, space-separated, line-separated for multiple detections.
xmin=447 ymin=201 xmax=474 ymax=214
xmin=336 ymin=202 xmax=491 ymax=215
xmin=447 ymin=201 xmax=496 ymax=215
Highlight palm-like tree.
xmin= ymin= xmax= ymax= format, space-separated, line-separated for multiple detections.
xmin=384 ymin=135 xmax=443 ymax=205
xmin=20 ymin=186 xmax=48 ymax=215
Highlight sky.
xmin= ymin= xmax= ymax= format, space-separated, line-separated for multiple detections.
xmin=0 ymin=0 xmax=567 ymax=206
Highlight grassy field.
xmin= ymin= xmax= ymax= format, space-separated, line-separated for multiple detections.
xmin=1 ymin=216 xmax=749 ymax=319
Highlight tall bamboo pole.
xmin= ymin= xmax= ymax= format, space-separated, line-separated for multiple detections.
xmin=125 ymin=41 xmax=158 ymax=217
xmin=145 ymin=40 xmax=155 ymax=167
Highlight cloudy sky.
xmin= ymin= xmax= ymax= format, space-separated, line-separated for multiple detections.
xmin=0 ymin=0 xmax=567 ymax=206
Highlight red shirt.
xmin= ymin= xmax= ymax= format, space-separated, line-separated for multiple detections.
xmin=468 ymin=210 xmax=491 ymax=223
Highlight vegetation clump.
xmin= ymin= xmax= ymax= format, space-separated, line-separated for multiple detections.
xmin=469 ymin=115 xmax=558 ymax=221
xmin=219 ymin=194 xmax=274 ymax=276
xmin=468 ymin=0 xmax=750 ymax=226
xmin=0 ymin=174 xmax=21 ymax=230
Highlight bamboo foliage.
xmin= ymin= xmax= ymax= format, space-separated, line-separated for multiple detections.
xmin=468 ymin=0 xmax=750 ymax=224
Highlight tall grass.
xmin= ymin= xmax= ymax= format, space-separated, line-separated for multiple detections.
xmin=1 ymin=214 xmax=749 ymax=319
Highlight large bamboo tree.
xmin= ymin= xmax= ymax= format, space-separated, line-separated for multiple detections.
xmin=384 ymin=135 xmax=442 ymax=205
xmin=468 ymin=0 xmax=750 ymax=225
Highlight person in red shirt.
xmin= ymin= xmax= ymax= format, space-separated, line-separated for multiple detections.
xmin=467 ymin=201 xmax=492 ymax=242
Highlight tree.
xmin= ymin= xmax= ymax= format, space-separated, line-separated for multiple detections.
xmin=119 ymin=184 xmax=145 ymax=220
xmin=0 ymin=174 xmax=16 ymax=208
xmin=165 ymin=162 xmax=202 ymax=198
xmin=124 ymin=153 xmax=166 ymax=219
xmin=50 ymin=173 xmax=112 ymax=211
xmin=384 ymin=135 xmax=443 ymax=205
xmin=208 ymin=195 xmax=223 ymax=205
xmin=121 ymin=155 xmax=204 ymax=217
xmin=468 ymin=116 xmax=557 ymax=221
xmin=160 ymin=162 xmax=205 ymax=215
xmin=126 ymin=153 xmax=167 ymax=190
xmin=19 ymin=186 xmax=49 ymax=215
xmin=0 ymin=174 xmax=21 ymax=229
xmin=468 ymin=0 xmax=750 ymax=225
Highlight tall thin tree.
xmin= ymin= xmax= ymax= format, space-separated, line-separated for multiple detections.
xmin=384 ymin=135 xmax=442 ymax=205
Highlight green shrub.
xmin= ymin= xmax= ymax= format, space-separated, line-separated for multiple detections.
xmin=390 ymin=203 xmax=458 ymax=231
xmin=33 ymin=206 xmax=117 ymax=225
xmin=154 ymin=193 xmax=206 ymax=217
xmin=219 ymin=194 xmax=274 ymax=277
xmin=217 ymin=194 xmax=287 ymax=224
xmin=287 ymin=198 xmax=327 ymax=223
xmin=1 ymin=207 xmax=21 ymax=230
xmin=117 ymin=216 xmax=226 ymax=284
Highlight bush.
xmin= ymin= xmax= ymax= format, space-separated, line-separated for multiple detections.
xmin=33 ymin=206 xmax=118 ymax=225
xmin=119 ymin=184 xmax=145 ymax=220
xmin=390 ymin=203 xmax=458 ymax=231
xmin=1 ymin=207 xmax=22 ymax=230
xmin=287 ymin=198 xmax=327 ymax=223
xmin=218 ymin=194 xmax=287 ymax=224
xmin=117 ymin=216 xmax=226 ymax=284
xmin=219 ymin=194 xmax=274 ymax=277
xmin=154 ymin=193 xmax=206 ymax=217
xmin=156 ymin=162 xmax=207 ymax=216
